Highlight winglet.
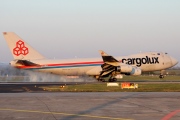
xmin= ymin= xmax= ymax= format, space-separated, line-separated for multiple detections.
xmin=99 ymin=50 xmax=109 ymax=56
xmin=99 ymin=50 xmax=119 ymax=63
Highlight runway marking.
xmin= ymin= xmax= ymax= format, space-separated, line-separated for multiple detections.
xmin=0 ymin=108 xmax=133 ymax=120
xmin=161 ymin=109 xmax=180 ymax=120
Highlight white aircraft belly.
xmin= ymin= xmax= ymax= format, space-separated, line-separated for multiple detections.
xmin=38 ymin=66 xmax=96 ymax=76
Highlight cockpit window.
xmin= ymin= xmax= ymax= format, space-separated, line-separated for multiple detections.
xmin=157 ymin=53 xmax=160 ymax=55
xmin=165 ymin=53 xmax=168 ymax=54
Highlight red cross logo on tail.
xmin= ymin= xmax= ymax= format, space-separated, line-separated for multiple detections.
xmin=13 ymin=40 xmax=29 ymax=56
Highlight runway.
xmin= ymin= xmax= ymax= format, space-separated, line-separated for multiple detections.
xmin=0 ymin=82 xmax=180 ymax=120
xmin=0 ymin=92 xmax=180 ymax=120
xmin=0 ymin=82 xmax=87 ymax=93
xmin=1 ymin=81 xmax=180 ymax=93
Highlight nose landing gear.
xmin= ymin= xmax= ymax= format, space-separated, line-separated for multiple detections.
xmin=159 ymin=74 xmax=164 ymax=78
xmin=159 ymin=70 xmax=165 ymax=79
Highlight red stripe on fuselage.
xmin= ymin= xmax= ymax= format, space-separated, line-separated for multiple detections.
xmin=16 ymin=61 xmax=105 ymax=69
xmin=47 ymin=61 xmax=104 ymax=66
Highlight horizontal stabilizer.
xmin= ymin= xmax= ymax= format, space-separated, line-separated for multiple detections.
xmin=16 ymin=60 xmax=39 ymax=66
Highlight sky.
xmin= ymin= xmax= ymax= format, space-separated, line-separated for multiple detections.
xmin=0 ymin=0 xmax=180 ymax=66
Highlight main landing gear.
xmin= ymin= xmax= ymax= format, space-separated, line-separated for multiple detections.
xmin=108 ymin=78 xmax=117 ymax=82
xmin=98 ymin=76 xmax=117 ymax=82
xmin=98 ymin=78 xmax=105 ymax=82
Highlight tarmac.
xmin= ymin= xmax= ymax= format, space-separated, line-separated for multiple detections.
xmin=0 ymin=83 xmax=180 ymax=120
xmin=0 ymin=82 xmax=84 ymax=93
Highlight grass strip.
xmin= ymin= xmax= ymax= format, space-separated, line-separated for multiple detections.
xmin=40 ymin=83 xmax=180 ymax=92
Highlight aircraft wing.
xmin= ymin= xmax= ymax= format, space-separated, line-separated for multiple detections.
xmin=99 ymin=50 xmax=119 ymax=66
xmin=99 ymin=50 xmax=142 ymax=81
xmin=99 ymin=50 xmax=120 ymax=77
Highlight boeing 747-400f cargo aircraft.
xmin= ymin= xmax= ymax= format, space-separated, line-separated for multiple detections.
xmin=3 ymin=32 xmax=178 ymax=82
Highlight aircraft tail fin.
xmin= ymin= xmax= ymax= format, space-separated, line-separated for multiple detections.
xmin=3 ymin=32 xmax=45 ymax=60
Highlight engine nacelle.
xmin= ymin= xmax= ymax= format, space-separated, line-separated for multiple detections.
xmin=131 ymin=67 xmax=142 ymax=75
xmin=120 ymin=64 xmax=133 ymax=73
xmin=125 ymin=67 xmax=142 ymax=76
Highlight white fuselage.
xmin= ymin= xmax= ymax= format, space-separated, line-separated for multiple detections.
xmin=10 ymin=52 xmax=178 ymax=76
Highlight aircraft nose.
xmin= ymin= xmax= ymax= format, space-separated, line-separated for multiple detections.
xmin=170 ymin=57 xmax=178 ymax=66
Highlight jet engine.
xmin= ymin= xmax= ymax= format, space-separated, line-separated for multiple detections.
xmin=125 ymin=67 xmax=142 ymax=76
xmin=120 ymin=64 xmax=133 ymax=73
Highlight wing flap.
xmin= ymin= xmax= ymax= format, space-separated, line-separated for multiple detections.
xmin=99 ymin=50 xmax=120 ymax=78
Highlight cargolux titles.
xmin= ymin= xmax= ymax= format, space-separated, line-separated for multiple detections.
xmin=122 ymin=56 xmax=159 ymax=67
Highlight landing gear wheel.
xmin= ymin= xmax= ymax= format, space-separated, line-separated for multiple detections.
xmin=112 ymin=78 xmax=117 ymax=82
xmin=99 ymin=78 xmax=105 ymax=82
xmin=159 ymin=75 xmax=164 ymax=79
xmin=108 ymin=78 xmax=117 ymax=82
xmin=101 ymin=79 xmax=105 ymax=82
xmin=108 ymin=79 xmax=112 ymax=82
